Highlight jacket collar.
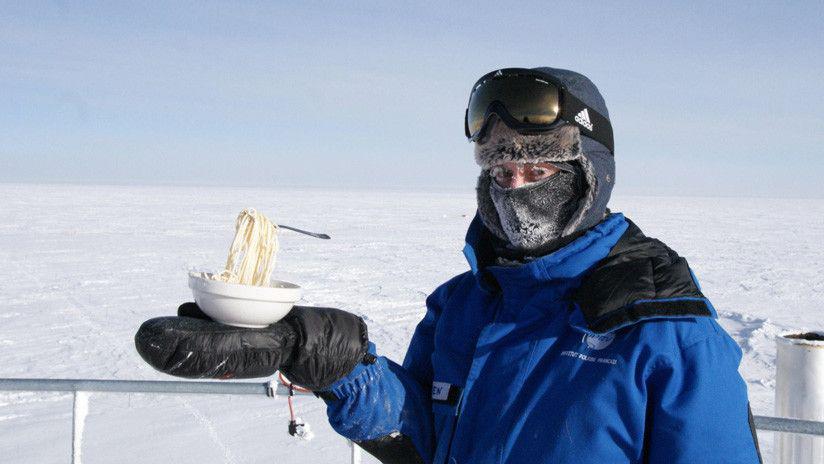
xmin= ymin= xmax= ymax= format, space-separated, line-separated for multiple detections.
xmin=567 ymin=218 xmax=715 ymax=334
xmin=463 ymin=212 xmax=628 ymax=292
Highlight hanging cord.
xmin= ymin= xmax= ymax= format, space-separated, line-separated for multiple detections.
xmin=278 ymin=372 xmax=314 ymax=440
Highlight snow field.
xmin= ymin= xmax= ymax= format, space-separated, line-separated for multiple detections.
xmin=1 ymin=184 xmax=822 ymax=463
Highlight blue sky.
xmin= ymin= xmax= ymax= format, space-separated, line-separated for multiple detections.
xmin=1 ymin=1 xmax=822 ymax=197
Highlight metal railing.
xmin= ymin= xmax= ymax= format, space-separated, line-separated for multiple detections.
xmin=754 ymin=415 xmax=824 ymax=437
xmin=0 ymin=378 xmax=361 ymax=464
xmin=2 ymin=377 xmax=824 ymax=463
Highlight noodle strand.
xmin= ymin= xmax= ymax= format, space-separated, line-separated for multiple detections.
xmin=216 ymin=208 xmax=280 ymax=286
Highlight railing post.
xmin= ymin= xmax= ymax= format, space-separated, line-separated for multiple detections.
xmin=72 ymin=391 xmax=79 ymax=464
xmin=349 ymin=440 xmax=361 ymax=464
xmin=72 ymin=391 xmax=89 ymax=464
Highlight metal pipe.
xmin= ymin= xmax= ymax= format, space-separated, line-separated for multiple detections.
xmin=72 ymin=391 xmax=78 ymax=464
xmin=0 ymin=378 xmax=309 ymax=397
xmin=2 ymin=379 xmax=824 ymax=436
xmin=350 ymin=439 xmax=362 ymax=464
xmin=755 ymin=416 xmax=824 ymax=437
xmin=0 ymin=378 xmax=333 ymax=463
xmin=774 ymin=332 xmax=824 ymax=463
xmin=72 ymin=391 xmax=89 ymax=464
xmin=1 ymin=377 xmax=823 ymax=464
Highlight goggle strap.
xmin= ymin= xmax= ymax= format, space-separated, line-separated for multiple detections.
xmin=559 ymin=91 xmax=615 ymax=154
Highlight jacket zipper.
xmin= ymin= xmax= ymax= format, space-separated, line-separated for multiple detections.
xmin=440 ymin=390 xmax=464 ymax=464
xmin=443 ymin=294 xmax=504 ymax=463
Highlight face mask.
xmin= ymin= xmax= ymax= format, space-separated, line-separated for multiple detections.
xmin=479 ymin=164 xmax=583 ymax=252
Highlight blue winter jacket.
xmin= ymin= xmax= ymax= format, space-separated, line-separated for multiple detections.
xmin=324 ymin=212 xmax=761 ymax=463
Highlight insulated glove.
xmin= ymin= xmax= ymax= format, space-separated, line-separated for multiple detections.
xmin=134 ymin=302 xmax=371 ymax=391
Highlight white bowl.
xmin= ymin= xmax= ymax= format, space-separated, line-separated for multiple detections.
xmin=187 ymin=272 xmax=302 ymax=328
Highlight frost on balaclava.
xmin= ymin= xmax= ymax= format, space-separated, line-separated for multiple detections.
xmin=480 ymin=162 xmax=584 ymax=251
xmin=475 ymin=117 xmax=591 ymax=253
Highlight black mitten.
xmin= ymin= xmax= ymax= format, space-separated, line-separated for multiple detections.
xmin=279 ymin=305 xmax=371 ymax=391
xmin=134 ymin=303 xmax=370 ymax=390
xmin=176 ymin=301 xmax=210 ymax=320
xmin=135 ymin=305 xmax=296 ymax=379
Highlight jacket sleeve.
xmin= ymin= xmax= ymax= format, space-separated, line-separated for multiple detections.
xmin=322 ymin=282 xmax=452 ymax=464
xmin=645 ymin=324 xmax=762 ymax=463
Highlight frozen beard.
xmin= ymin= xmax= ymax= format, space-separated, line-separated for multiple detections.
xmin=477 ymin=163 xmax=584 ymax=252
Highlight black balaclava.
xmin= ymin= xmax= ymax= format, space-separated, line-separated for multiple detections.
xmin=477 ymin=158 xmax=584 ymax=252
xmin=475 ymin=118 xmax=586 ymax=256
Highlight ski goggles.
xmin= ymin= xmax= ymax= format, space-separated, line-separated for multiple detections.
xmin=464 ymin=68 xmax=614 ymax=154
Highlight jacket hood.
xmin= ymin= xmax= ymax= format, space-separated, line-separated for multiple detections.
xmin=532 ymin=66 xmax=615 ymax=236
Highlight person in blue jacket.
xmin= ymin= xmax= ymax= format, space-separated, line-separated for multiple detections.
xmin=136 ymin=66 xmax=763 ymax=463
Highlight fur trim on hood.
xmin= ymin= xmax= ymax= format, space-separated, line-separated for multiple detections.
xmin=474 ymin=119 xmax=581 ymax=169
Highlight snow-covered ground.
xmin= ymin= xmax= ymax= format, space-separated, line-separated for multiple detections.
xmin=0 ymin=184 xmax=821 ymax=463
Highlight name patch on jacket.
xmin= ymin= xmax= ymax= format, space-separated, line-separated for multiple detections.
xmin=432 ymin=382 xmax=461 ymax=405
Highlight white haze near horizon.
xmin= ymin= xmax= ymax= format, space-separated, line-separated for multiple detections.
xmin=0 ymin=184 xmax=822 ymax=463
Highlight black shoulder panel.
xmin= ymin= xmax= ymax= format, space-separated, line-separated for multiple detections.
xmin=573 ymin=219 xmax=712 ymax=333
xmin=356 ymin=432 xmax=426 ymax=464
